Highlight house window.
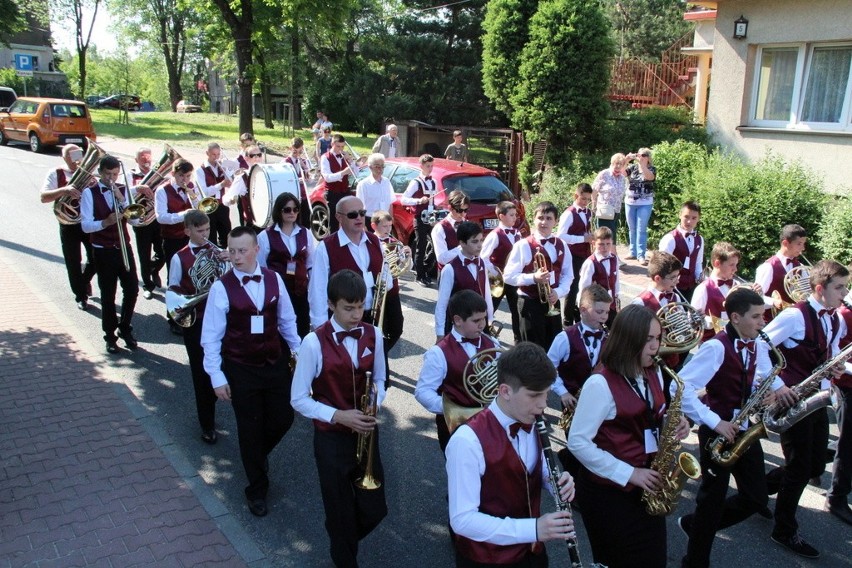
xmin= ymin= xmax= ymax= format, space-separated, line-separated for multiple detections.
xmin=751 ymin=43 xmax=852 ymax=131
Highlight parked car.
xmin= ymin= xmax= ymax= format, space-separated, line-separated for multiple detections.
xmin=85 ymin=94 xmax=104 ymax=106
xmin=96 ymin=94 xmax=142 ymax=111
xmin=0 ymin=97 xmax=97 ymax=152
xmin=176 ymin=100 xmax=202 ymax=113
xmin=306 ymin=157 xmax=528 ymax=274
xmin=0 ymin=87 xmax=17 ymax=109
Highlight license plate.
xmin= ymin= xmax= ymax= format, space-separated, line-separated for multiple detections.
xmin=66 ymin=138 xmax=83 ymax=143
xmin=483 ymin=218 xmax=498 ymax=229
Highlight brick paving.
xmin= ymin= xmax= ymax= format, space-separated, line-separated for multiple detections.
xmin=0 ymin=260 xmax=247 ymax=567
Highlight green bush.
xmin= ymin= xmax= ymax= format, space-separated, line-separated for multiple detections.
xmin=602 ymin=107 xmax=709 ymax=157
xmin=818 ymin=194 xmax=852 ymax=266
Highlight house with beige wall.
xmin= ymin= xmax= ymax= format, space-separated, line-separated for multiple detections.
xmin=690 ymin=0 xmax=852 ymax=192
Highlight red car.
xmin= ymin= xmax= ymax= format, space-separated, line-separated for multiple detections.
xmin=307 ymin=157 xmax=528 ymax=273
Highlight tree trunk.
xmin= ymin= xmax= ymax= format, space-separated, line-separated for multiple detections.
xmin=289 ymin=26 xmax=299 ymax=132
xmin=159 ymin=15 xmax=184 ymax=111
xmin=77 ymin=46 xmax=87 ymax=99
xmin=235 ymin=34 xmax=254 ymax=135
xmin=255 ymin=50 xmax=273 ymax=129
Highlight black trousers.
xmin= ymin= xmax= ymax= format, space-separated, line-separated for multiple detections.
xmin=562 ymin=254 xmax=585 ymax=327
xmin=829 ymin=385 xmax=852 ymax=502
xmin=576 ymin=468 xmax=667 ymax=568
xmin=380 ymin=291 xmax=404 ymax=383
xmin=223 ymin=353 xmax=294 ymax=501
xmin=325 ymin=190 xmax=353 ymax=234
xmin=517 ymin=295 xmax=562 ymax=352
xmin=455 ymin=549 xmax=548 ymax=568
xmin=59 ymin=223 xmax=96 ymax=302
xmin=413 ymin=219 xmax=432 ymax=279
xmin=681 ymin=426 xmax=769 ymax=568
xmin=132 ymin=221 xmax=165 ymax=290
xmin=314 ymin=428 xmax=387 ymax=568
xmin=208 ymin=204 xmax=232 ymax=248
xmin=162 ymin=236 xmax=189 ymax=280
xmin=93 ymin=247 xmax=138 ymax=339
xmin=183 ymin=317 xmax=216 ymax=432
xmin=767 ymin=407 xmax=829 ymax=538
xmin=436 ymin=414 xmax=452 ymax=454
xmin=492 ymin=283 xmax=521 ymax=343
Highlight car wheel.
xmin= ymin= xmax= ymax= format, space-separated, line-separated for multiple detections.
xmin=0 ymin=128 xmax=7 ymax=145
xmin=29 ymin=132 xmax=43 ymax=153
xmin=311 ymin=203 xmax=330 ymax=241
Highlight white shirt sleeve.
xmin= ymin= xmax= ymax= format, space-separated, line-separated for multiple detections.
xmin=320 ymin=154 xmax=346 ymax=183
xmin=432 ymin=224 xmax=457 ymax=266
xmin=480 ymin=231 xmax=499 ymax=262
xmin=435 ymin=264 xmax=455 ymax=337
xmin=675 ymin=340 xmax=725 ymax=429
xmin=168 ymin=253 xmax=183 ymax=288
xmin=694 ymin=240 xmax=705 ymax=282
xmin=547 ymin=332 xmax=570 ymax=397
xmin=755 ymin=261 xmax=773 ymax=295
xmin=257 ymin=230 xmax=271 ymax=268
xmin=200 ymin=280 xmax=229 ymax=388
xmin=41 ymin=169 xmax=59 ymax=194
xmin=290 ymin=333 xmax=333 ymax=421
xmin=275 ymin=273 xmax=301 ymax=352
xmin=414 ymin=346 xmax=449 ymax=415
xmin=79 ymin=187 xmax=104 ymax=234
xmin=155 ymin=187 xmax=188 ymax=226
xmin=691 ymin=282 xmax=712 ymax=329
xmin=553 ymin=250 xmax=574 ymax=299
xmin=658 ymin=233 xmax=675 ymax=254
xmin=401 ymin=179 xmax=423 ymax=206
xmin=308 ymin=240 xmax=331 ymax=328
xmin=503 ymin=241 xmax=534 ymax=288
xmin=762 ymin=304 xmax=804 ymax=348
xmin=575 ymin=259 xmax=594 ymax=306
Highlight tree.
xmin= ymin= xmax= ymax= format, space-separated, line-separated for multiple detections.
xmin=511 ymin=0 xmax=613 ymax=158
xmin=609 ymin=0 xmax=692 ymax=61
xmin=207 ymin=0 xmax=254 ymax=134
xmin=0 ymin=0 xmax=28 ymax=46
xmin=52 ymin=0 xmax=101 ymax=98
xmin=481 ymin=0 xmax=537 ymax=119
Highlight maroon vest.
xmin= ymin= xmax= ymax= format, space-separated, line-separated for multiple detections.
xmin=411 ymin=177 xmax=436 ymax=217
xmin=171 ymin=244 xmax=209 ymax=321
xmin=324 ymin=231 xmax=384 ymax=284
xmin=778 ymin=302 xmax=840 ymax=386
xmin=699 ymin=280 xmax=727 ymax=342
xmin=450 ymin=256 xmax=487 ymax=298
xmin=454 ymin=409 xmax=544 ymax=565
xmin=238 ymin=172 xmax=254 ymax=226
xmin=637 ymin=290 xmax=661 ymax=311
xmin=838 ymin=304 xmax=852 ymax=388
xmin=487 ymin=228 xmax=515 ymax=271
xmin=671 ymin=229 xmax=702 ymax=290
xmin=220 ymin=269 xmax=283 ymax=366
xmin=439 ymin=219 xmax=459 ymax=254
xmin=519 ymin=237 xmax=566 ymax=298
xmin=312 ymin=321 xmax=377 ymax=432
xmin=702 ymin=331 xmax=758 ymax=420
xmin=590 ymin=367 xmax=665 ymax=490
xmin=202 ymin=164 xmax=225 ymax=201
xmin=766 ymin=256 xmax=798 ymax=304
xmin=324 ymin=150 xmax=350 ymax=193
xmin=266 ymin=227 xmax=309 ymax=297
xmin=56 ymin=168 xmax=68 ymax=187
xmin=556 ymin=325 xmax=604 ymax=394
xmin=160 ymin=183 xmax=192 ymax=239
xmin=438 ymin=334 xmax=499 ymax=407
xmin=590 ymin=255 xmax=618 ymax=311
xmin=89 ymin=184 xmax=131 ymax=248
xmin=563 ymin=206 xmax=592 ymax=259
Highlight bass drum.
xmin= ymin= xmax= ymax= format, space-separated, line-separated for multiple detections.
xmin=250 ymin=163 xmax=301 ymax=228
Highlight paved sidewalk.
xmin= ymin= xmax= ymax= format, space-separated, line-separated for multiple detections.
xmin=0 ymin=259 xmax=249 ymax=567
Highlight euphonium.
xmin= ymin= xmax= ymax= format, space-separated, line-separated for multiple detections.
xmin=165 ymin=240 xmax=230 ymax=327
xmin=442 ymin=347 xmax=504 ymax=434
xmin=534 ymin=249 xmax=560 ymax=316
xmin=708 ymin=331 xmax=785 ymax=466
xmin=355 ymin=371 xmax=381 ymax=490
xmin=641 ymin=356 xmax=701 ymax=516
xmin=134 ymin=143 xmax=182 ymax=226
xmin=54 ymin=138 xmax=106 ymax=225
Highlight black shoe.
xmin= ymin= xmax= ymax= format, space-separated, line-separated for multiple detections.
xmin=201 ymin=430 xmax=218 ymax=445
xmin=152 ymin=274 xmax=163 ymax=289
xmin=826 ymin=500 xmax=852 ymax=525
xmin=756 ymin=505 xmax=773 ymax=519
xmin=416 ymin=276 xmax=430 ymax=287
xmin=105 ymin=339 xmax=120 ymax=354
xmin=86 ymin=283 xmax=93 ymax=296
xmin=247 ymin=498 xmax=268 ymax=517
xmin=77 ymin=299 xmax=88 ymax=310
xmin=142 ymin=289 xmax=153 ymax=300
xmin=810 ymin=475 xmax=822 ymax=487
xmin=169 ymin=322 xmax=184 ymax=336
xmin=118 ymin=330 xmax=138 ymax=350
xmin=677 ymin=515 xmax=692 ymax=537
xmin=770 ymin=533 xmax=820 ymax=559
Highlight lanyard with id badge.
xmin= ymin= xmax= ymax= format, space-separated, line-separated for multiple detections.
xmin=627 ymin=374 xmax=659 ymax=453
xmin=244 ymin=276 xmax=266 ymax=334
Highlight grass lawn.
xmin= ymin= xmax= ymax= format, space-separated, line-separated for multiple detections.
xmin=90 ymin=109 xmax=379 ymax=156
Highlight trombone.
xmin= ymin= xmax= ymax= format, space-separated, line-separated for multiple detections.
xmin=183 ymin=183 xmax=220 ymax=214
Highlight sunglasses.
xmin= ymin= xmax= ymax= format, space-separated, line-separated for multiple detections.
xmin=281 ymin=206 xmax=299 ymax=214
xmin=344 ymin=209 xmax=367 ymax=219
xmin=639 ymin=153 xmax=650 ymax=157
xmin=248 ymin=152 xmax=263 ymax=158
xmin=454 ymin=207 xmax=470 ymax=213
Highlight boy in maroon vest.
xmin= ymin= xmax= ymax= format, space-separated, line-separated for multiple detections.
xmin=415 ymin=290 xmax=501 ymax=451
xmin=482 ymin=201 xmax=523 ymax=343
xmin=446 ymin=342 xmax=575 ymax=568
xmin=755 ymin=224 xmax=808 ymax=321
xmin=504 ymin=201 xmax=573 ymax=351
xmin=632 ymin=250 xmax=684 ymax=368
xmin=828 ymin=290 xmax=852 ymax=525
xmin=677 ymin=288 xmax=795 ymax=567
xmin=283 ymin=137 xmax=313 ymax=228
xmin=659 ymin=200 xmax=703 ymax=302
xmin=576 ymin=226 xmax=619 ymax=327
xmin=291 ymin=269 xmax=387 ymax=567
xmin=201 ymin=227 xmax=301 ymax=518
xmin=321 ymin=134 xmax=363 ymax=233
xmin=763 ymin=260 xmax=850 ymax=558
xmin=80 ymin=155 xmax=141 ymax=354
xmin=224 ymin=144 xmax=264 ymax=231
xmin=195 ymin=142 xmax=233 ymax=247
xmin=557 ymin=183 xmax=595 ymax=326
xmin=168 ymin=210 xmax=222 ymax=445
xmin=401 ymin=154 xmax=438 ymax=286
xmin=128 ymin=146 xmax=165 ymax=299
xmin=435 ymin=221 xmax=495 ymax=340
xmin=371 ymin=211 xmax=405 ymax=373
xmin=432 ymin=189 xmax=471 ymax=270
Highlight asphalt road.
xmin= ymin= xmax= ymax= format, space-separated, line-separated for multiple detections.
xmin=1 ymin=142 xmax=849 ymax=567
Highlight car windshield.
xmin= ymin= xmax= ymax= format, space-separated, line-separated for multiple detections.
xmin=442 ymin=175 xmax=513 ymax=204
xmin=51 ymin=104 xmax=87 ymax=118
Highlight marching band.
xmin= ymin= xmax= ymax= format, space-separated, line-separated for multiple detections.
xmin=37 ymin=137 xmax=852 ymax=568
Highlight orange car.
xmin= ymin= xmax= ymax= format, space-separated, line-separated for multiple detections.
xmin=0 ymin=97 xmax=97 ymax=152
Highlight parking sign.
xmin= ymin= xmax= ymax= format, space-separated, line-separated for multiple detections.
xmin=14 ymin=54 xmax=33 ymax=77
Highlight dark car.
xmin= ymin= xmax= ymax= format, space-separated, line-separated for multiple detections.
xmin=96 ymin=95 xmax=142 ymax=111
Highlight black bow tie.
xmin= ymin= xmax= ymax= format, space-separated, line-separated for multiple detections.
xmin=736 ymin=339 xmax=755 ymax=354
xmin=509 ymin=422 xmax=533 ymax=438
xmin=786 ymin=258 xmax=796 ymax=266
xmin=576 ymin=207 xmax=589 ymax=215
xmin=819 ymin=308 xmax=836 ymax=318
xmin=190 ymin=244 xmax=209 ymax=253
xmin=659 ymin=291 xmax=676 ymax=303
xmin=100 ymin=185 xmax=113 ymax=193
xmin=464 ymin=257 xmax=479 ymax=267
xmin=685 ymin=231 xmax=696 ymax=238
xmin=241 ymin=274 xmax=262 ymax=285
xmin=335 ymin=328 xmax=363 ymax=342
xmin=335 ymin=154 xmax=343 ymax=159
xmin=459 ymin=336 xmax=480 ymax=346
xmin=540 ymin=237 xmax=555 ymax=246
xmin=424 ymin=176 xmax=432 ymax=181
xmin=504 ymin=228 xmax=517 ymax=235
xmin=583 ymin=330 xmax=604 ymax=341
xmin=716 ymin=279 xmax=733 ymax=288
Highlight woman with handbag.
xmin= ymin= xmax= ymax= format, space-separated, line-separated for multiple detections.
xmin=624 ymin=148 xmax=657 ymax=266
xmin=591 ymin=153 xmax=628 ymax=245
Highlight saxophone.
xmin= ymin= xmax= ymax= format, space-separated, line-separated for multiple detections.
xmin=708 ymin=331 xmax=785 ymax=467
xmin=641 ymin=357 xmax=701 ymax=516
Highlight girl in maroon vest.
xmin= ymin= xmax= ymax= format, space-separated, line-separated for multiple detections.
xmin=482 ymin=201 xmax=523 ymax=343
xmin=676 ymin=288 xmax=796 ymax=567
xmin=370 ymin=210 xmax=406 ymax=374
xmin=568 ymin=305 xmax=690 ymax=568
xmin=755 ymin=223 xmax=808 ymax=322
xmin=659 ymin=200 xmax=703 ymax=301
xmin=576 ymin=226 xmax=620 ymax=327
xmin=762 ymin=260 xmax=849 ymax=559
xmin=446 ymin=342 xmax=575 ymax=568
xmin=827 ymin=292 xmax=852 ymax=526
xmin=556 ymin=183 xmax=594 ymax=326
xmin=291 ymin=270 xmax=387 ymax=568
xmin=223 ymin=144 xmax=264 ymax=231
xmin=258 ymin=192 xmax=314 ymax=338
xmin=432 ymin=189 xmax=471 ymax=270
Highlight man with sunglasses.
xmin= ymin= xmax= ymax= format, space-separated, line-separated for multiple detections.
xmin=224 ymin=144 xmax=264 ymax=231
xmin=355 ymin=153 xmax=394 ymax=228
xmin=309 ymin=196 xmax=392 ymax=329
xmin=431 ymin=189 xmax=470 ymax=271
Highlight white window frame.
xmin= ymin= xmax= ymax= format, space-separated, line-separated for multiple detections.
xmin=750 ymin=42 xmax=852 ymax=132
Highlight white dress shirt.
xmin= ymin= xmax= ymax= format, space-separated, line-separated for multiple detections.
xmin=432 ymin=219 xmax=463 ymax=267
xmin=167 ymin=241 xmax=212 ymax=288
xmin=320 ymin=152 xmax=362 ymax=183
xmin=41 ymin=167 xmax=73 ymax=193
xmin=195 ymin=162 xmax=227 ymax=199
xmin=222 ymin=174 xmax=247 ymax=206
xmin=755 ymin=252 xmax=797 ymax=294
xmin=446 ymin=400 xmax=552 ymax=545
xmin=503 ymin=233 xmax=574 ymax=298
xmin=355 ymin=175 xmax=394 ymax=216
xmin=480 ymin=224 xmax=520 ymax=263
xmin=257 ymin=225 xmax=316 ymax=273
xmin=567 ymin=367 xmax=664 ymax=487
xmin=556 ymin=205 xmax=592 ymax=246
xmin=434 ymin=252 xmax=495 ymax=336
xmin=291 ymin=316 xmax=387 ymax=423
xmin=659 ymin=226 xmax=703 ymax=282
xmin=575 ymin=253 xmax=619 ymax=306
xmin=80 ymin=182 xmax=140 ymax=238
xmin=200 ymin=264 xmax=301 ymax=388
xmin=401 ymin=176 xmax=436 ymax=206
xmin=154 ymin=183 xmax=190 ymax=226
xmin=547 ymin=323 xmax=604 ymax=397
xmin=691 ymin=278 xmax=732 ymax=327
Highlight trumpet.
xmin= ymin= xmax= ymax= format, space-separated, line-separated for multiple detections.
xmin=534 ymin=249 xmax=560 ymax=316
xmin=344 ymin=141 xmax=368 ymax=170
xmin=355 ymin=371 xmax=381 ymax=490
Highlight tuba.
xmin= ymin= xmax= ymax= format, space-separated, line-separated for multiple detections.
xmin=442 ymin=347 xmax=504 ymax=434
xmin=54 ymin=138 xmax=106 ymax=225
xmin=134 ymin=143 xmax=182 ymax=226
xmin=641 ymin=356 xmax=701 ymax=516
xmin=165 ymin=240 xmax=230 ymax=326
xmin=355 ymin=371 xmax=381 ymax=490
xmin=534 ymin=249 xmax=560 ymax=316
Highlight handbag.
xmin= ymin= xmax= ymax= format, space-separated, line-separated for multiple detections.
xmin=596 ymin=202 xmax=615 ymax=220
